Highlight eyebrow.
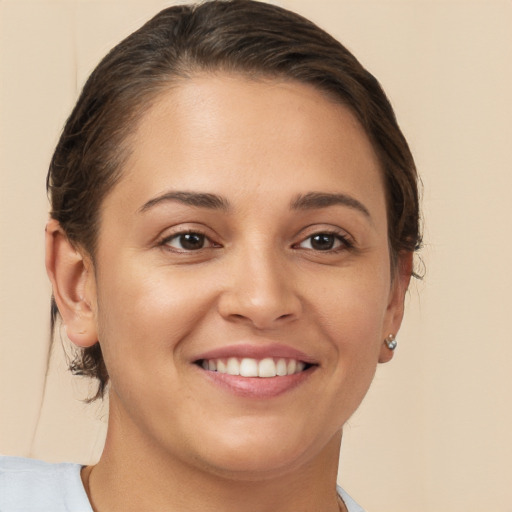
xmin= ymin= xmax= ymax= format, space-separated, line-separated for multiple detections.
xmin=290 ymin=192 xmax=371 ymax=218
xmin=139 ymin=191 xmax=230 ymax=213
xmin=139 ymin=190 xmax=370 ymax=218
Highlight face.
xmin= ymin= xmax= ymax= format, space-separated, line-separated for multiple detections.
xmin=80 ymin=75 xmax=408 ymax=478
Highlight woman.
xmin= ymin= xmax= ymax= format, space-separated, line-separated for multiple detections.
xmin=0 ymin=1 xmax=420 ymax=510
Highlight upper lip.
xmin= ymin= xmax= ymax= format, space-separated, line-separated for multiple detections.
xmin=193 ymin=343 xmax=319 ymax=365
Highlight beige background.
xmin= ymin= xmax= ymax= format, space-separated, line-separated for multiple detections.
xmin=1 ymin=1 xmax=511 ymax=511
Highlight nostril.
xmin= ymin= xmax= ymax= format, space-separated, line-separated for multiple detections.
xmin=217 ymin=286 xmax=302 ymax=329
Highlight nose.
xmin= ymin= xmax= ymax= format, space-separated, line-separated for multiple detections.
xmin=217 ymin=246 xmax=302 ymax=330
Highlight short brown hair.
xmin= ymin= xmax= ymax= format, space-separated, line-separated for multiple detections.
xmin=47 ymin=0 xmax=421 ymax=400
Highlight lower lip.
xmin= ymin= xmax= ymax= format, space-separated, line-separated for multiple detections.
xmin=197 ymin=366 xmax=316 ymax=398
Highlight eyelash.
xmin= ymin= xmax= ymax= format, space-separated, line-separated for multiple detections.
xmin=159 ymin=230 xmax=219 ymax=252
xmin=294 ymin=230 xmax=353 ymax=253
xmin=158 ymin=229 xmax=353 ymax=254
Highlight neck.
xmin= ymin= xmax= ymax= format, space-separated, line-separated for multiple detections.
xmin=83 ymin=396 xmax=344 ymax=512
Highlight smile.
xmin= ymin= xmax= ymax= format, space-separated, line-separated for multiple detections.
xmin=198 ymin=357 xmax=309 ymax=377
xmin=192 ymin=344 xmax=318 ymax=397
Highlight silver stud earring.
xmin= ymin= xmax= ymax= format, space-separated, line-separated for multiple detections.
xmin=385 ymin=334 xmax=397 ymax=350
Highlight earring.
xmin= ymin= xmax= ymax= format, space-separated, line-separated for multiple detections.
xmin=385 ymin=334 xmax=397 ymax=350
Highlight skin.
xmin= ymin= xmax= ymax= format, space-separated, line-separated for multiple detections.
xmin=46 ymin=74 xmax=411 ymax=512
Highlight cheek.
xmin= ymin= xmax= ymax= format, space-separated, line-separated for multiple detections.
xmin=93 ymin=261 xmax=216 ymax=381
xmin=285 ymin=268 xmax=391 ymax=431
xmin=312 ymin=265 xmax=391 ymax=399
xmin=313 ymin=265 xmax=391 ymax=342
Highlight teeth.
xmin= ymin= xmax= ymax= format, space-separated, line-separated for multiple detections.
xmin=276 ymin=358 xmax=287 ymax=376
xmin=226 ymin=357 xmax=240 ymax=376
xmin=240 ymin=358 xmax=259 ymax=377
xmin=201 ymin=357 xmax=308 ymax=377
xmin=258 ymin=357 xmax=276 ymax=378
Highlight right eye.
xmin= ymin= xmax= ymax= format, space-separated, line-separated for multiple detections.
xmin=162 ymin=232 xmax=214 ymax=251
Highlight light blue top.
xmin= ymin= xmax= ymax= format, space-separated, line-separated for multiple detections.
xmin=0 ymin=456 xmax=365 ymax=511
xmin=0 ymin=456 xmax=91 ymax=511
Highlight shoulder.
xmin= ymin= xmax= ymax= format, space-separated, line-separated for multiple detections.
xmin=0 ymin=456 xmax=92 ymax=512
xmin=337 ymin=485 xmax=366 ymax=512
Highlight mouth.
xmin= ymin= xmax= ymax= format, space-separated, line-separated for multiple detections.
xmin=192 ymin=344 xmax=318 ymax=398
xmin=195 ymin=357 xmax=314 ymax=377
xmin=193 ymin=352 xmax=317 ymax=398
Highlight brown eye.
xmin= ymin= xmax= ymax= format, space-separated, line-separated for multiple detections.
xmin=298 ymin=233 xmax=346 ymax=251
xmin=311 ymin=234 xmax=335 ymax=250
xmin=166 ymin=232 xmax=208 ymax=251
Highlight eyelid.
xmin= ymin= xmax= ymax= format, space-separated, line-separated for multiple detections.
xmin=293 ymin=227 xmax=355 ymax=252
xmin=163 ymin=232 xmax=213 ymax=250
xmin=157 ymin=225 xmax=222 ymax=252
xmin=155 ymin=224 xmax=354 ymax=254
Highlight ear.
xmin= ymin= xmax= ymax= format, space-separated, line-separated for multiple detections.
xmin=45 ymin=219 xmax=98 ymax=347
xmin=378 ymin=251 xmax=413 ymax=363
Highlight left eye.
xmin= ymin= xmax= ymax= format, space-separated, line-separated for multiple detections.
xmin=298 ymin=233 xmax=346 ymax=251
xmin=164 ymin=232 xmax=212 ymax=251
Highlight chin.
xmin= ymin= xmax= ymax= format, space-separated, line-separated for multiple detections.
xmin=197 ymin=447 xmax=309 ymax=481
xmin=186 ymin=420 xmax=339 ymax=480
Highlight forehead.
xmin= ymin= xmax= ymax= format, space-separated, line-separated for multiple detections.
xmin=105 ymin=74 xmax=386 ymax=218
